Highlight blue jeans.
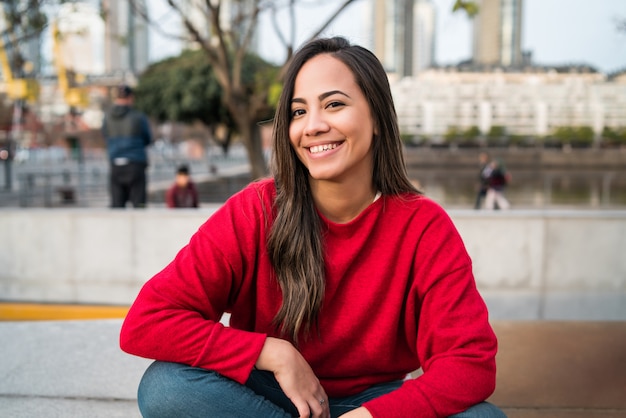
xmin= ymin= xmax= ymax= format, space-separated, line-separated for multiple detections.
xmin=137 ymin=361 xmax=506 ymax=417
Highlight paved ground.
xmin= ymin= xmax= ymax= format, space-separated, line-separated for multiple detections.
xmin=1 ymin=319 xmax=625 ymax=417
xmin=0 ymin=320 xmax=147 ymax=418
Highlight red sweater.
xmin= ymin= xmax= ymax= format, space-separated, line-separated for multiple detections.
xmin=120 ymin=178 xmax=497 ymax=417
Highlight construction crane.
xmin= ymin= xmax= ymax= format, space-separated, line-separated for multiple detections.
xmin=0 ymin=41 xmax=39 ymax=103
xmin=52 ymin=21 xmax=89 ymax=109
xmin=0 ymin=7 xmax=40 ymax=103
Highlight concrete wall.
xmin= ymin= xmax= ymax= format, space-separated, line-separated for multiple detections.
xmin=1 ymin=208 xmax=625 ymax=320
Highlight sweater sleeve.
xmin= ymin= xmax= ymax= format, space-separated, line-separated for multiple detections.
xmin=119 ymin=186 xmax=268 ymax=384
xmin=363 ymin=203 xmax=497 ymax=418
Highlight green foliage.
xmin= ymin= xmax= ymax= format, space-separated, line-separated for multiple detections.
xmin=443 ymin=126 xmax=480 ymax=147
xmin=452 ymin=0 xmax=480 ymax=18
xmin=135 ymin=50 xmax=221 ymax=126
xmin=463 ymin=125 xmax=481 ymax=138
xmin=552 ymin=126 xmax=594 ymax=147
xmin=601 ymin=126 xmax=626 ymax=146
xmin=485 ymin=125 xmax=507 ymax=146
xmin=3 ymin=2 xmax=48 ymax=35
xmin=135 ymin=49 xmax=278 ymax=131
xmin=487 ymin=125 xmax=506 ymax=138
xmin=443 ymin=126 xmax=461 ymax=143
xmin=400 ymin=133 xmax=416 ymax=146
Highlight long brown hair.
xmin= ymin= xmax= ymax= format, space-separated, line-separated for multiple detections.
xmin=267 ymin=37 xmax=418 ymax=342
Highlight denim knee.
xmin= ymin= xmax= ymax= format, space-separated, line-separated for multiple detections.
xmin=137 ymin=361 xmax=292 ymax=418
xmin=450 ymin=401 xmax=507 ymax=418
xmin=138 ymin=362 xmax=191 ymax=418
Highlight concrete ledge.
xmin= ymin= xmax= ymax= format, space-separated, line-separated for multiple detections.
xmin=1 ymin=319 xmax=625 ymax=417
xmin=1 ymin=209 xmax=626 ymax=321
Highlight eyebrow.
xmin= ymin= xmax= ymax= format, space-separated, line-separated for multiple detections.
xmin=291 ymin=89 xmax=351 ymax=104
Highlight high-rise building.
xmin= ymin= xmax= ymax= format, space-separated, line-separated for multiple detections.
xmin=373 ymin=0 xmax=436 ymax=77
xmin=472 ymin=0 xmax=523 ymax=67
xmin=413 ymin=0 xmax=436 ymax=73
xmin=102 ymin=0 xmax=149 ymax=76
xmin=56 ymin=3 xmax=105 ymax=75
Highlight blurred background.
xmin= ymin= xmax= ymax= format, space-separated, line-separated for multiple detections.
xmin=0 ymin=0 xmax=625 ymax=209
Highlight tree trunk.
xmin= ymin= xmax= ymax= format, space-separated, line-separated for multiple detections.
xmin=242 ymin=120 xmax=268 ymax=179
xmin=232 ymin=107 xmax=268 ymax=179
xmin=229 ymin=92 xmax=269 ymax=180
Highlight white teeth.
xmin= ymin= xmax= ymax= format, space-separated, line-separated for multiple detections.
xmin=310 ymin=143 xmax=338 ymax=154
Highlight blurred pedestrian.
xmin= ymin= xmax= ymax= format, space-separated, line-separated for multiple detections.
xmin=474 ymin=151 xmax=491 ymax=209
xmin=484 ymin=159 xmax=511 ymax=210
xmin=165 ymin=164 xmax=199 ymax=208
xmin=102 ymin=85 xmax=152 ymax=208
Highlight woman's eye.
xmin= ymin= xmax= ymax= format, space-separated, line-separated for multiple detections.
xmin=291 ymin=108 xmax=305 ymax=118
xmin=326 ymin=101 xmax=344 ymax=109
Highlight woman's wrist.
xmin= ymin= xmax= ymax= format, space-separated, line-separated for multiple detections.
xmin=255 ymin=336 xmax=293 ymax=372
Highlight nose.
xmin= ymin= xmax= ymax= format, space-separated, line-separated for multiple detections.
xmin=303 ymin=109 xmax=330 ymax=137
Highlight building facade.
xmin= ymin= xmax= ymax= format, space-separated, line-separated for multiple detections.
xmin=102 ymin=0 xmax=149 ymax=76
xmin=373 ymin=0 xmax=436 ymax=77
xmin=392 ymin=69 xmax=626 ymax=139
xmin=472 ymin=0 xmax=523 ymax=68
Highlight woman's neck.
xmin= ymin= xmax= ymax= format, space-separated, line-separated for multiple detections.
xmin=310 ymin=179 xmax=377 ymax=224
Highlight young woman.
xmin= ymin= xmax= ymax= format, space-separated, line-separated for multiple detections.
xmin=120 ymin=37 xmax=506 ymax=418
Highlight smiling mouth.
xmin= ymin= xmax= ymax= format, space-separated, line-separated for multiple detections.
xmin=309 ymin=142 xmax=343 ymax=154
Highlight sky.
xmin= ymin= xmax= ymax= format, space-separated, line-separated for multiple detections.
xmin=149 ymin=0 xmax=626 ymax=74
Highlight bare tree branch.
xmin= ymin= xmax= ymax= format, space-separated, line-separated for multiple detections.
xmin=305 ymin=0 xmax=356 ymax=44
xmin=127 ymin=0 xmax=191 ymax=45
xmin=234 ymin=4 xmax=262 ymax=91
xmin=269 ymin=4 xmax=287 ymax=48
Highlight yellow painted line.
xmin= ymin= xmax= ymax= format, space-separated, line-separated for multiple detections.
xmin=0 ymin=303 xmax=129 ymax=321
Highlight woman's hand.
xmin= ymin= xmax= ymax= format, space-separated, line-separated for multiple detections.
xmin=256 ymin=337 xmax=330 ymax=418
xmin=339 ymin=407 xmax=374 ymax=418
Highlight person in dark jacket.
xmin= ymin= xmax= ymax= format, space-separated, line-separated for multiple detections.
xmin=165 ymin=164 xmax=199 ymax=208
xmin=102 ymin=85 xmax=152 ymax=208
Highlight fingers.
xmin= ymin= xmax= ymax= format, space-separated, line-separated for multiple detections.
xmin=255 ymin=338 xmax=329 ymax=417
xmin=293 ymin=394 xmax=329 ymax=418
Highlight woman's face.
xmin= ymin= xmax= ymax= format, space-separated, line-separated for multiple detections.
xmin=288 ymin=54 xmax=375 ymax=185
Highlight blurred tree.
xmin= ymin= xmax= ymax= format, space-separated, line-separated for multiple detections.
xmin=443 ymin=126 xmax=461 ymax=144
xmin=134 ymin=49 xmax=278 ymax=155
xmin=552 ymin=126 xmax=593 ymax=148
xmin=601 ymin=126 xmax=626 ymax=147
xmin=464 ymin=125 xmax=481 ymax=138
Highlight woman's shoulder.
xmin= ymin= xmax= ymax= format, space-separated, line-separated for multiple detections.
xmin=222 ymin=177 xmax=276 ymax=211
xmin=389 ymin=192 xmax=446 ymax=214
xmin=240 ymin=177 xmax=276 ymax=200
